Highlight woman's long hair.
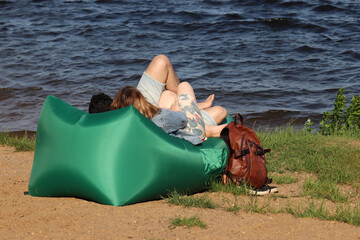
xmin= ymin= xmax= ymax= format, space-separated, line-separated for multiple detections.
xmin=110 ymin=85 xmax=159 ymax=119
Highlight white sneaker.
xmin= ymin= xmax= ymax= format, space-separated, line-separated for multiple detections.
xmin=249 ymin=185 xmax=278 ymax=196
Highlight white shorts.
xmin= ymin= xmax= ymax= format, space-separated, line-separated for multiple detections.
xmin=136 ymin=72 xmax=165 ymax=106
xmin=136 ymin=71 xmax=217 ymax=126
xmin=200 ymin=109 xmax=217 ymax=126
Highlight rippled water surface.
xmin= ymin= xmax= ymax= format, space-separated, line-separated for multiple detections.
xmin=1 ymin=0 xmax=359 ymax=131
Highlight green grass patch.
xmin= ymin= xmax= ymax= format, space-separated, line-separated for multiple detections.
xmin=245 ymin=126 xmax=359 ymax=225
xmin=227 ymin=202 xmax=242 ymax=214
xmin=163 ymin=127 xmax=360 ymax=226
xmin=227 ymin=196 xmax=269 ymax=214
xmin=0 ymin=131 xmax=36 ymax=151
xmin=166 ymin=191 xmax=216 ymax=209
xmin=205 ymin=128 xmax=360 ymax=225
xmin=284 ymin=200 xmax=360 ymax=226
xmin=332 ymin=203 xmax=360 ymax=226
xmin=269 ymin=173 xmax=298 ymax=184
xmin=302 ymin=177 xmax=348 ymax=203
xmin=285 ymin=200 xmax=329 ymax=220
xmin=269 ymin=194 xmax=290 ymax=199
xmin=208 ymin=179 xmax=249 ymax=195
xmin=169 ymin=215 xmax=207 ymax=229
xmin=258 ymin=127 xmax=360 ymax=185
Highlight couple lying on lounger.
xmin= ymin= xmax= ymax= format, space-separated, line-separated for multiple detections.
xmin=89 ymin=55 xmax=228 ymax=145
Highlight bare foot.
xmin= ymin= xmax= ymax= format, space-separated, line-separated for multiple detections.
xmin=198 ymin=94 xmax=214 ymax=110
xmin=205 ymin=123 xmax=227 ymax=138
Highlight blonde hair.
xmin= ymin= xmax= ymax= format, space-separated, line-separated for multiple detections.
xmin=110 ymin=85 xmax=159 ymax=119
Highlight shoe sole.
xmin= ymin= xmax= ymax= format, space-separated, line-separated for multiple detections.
xmin=249 ymin=186 xmax=278 ymax=196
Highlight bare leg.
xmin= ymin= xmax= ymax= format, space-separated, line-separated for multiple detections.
xmin=158 ymin=90 xmax=177 ymax=109
xmin=177 ymin=81 xmax=196 ymax=100
xmin=167 ymin=90 xmax=215 ymax=110
xmin=144 ymin=55 xmax=180 ymax=93
xmin=203 ymin=106 xmax=228 ymax=124
xmin=177 ymin=82 xmax=207 ymax=140
xmin=177 ymin=82 xmax=227 ymax=137
xmin=197 ymin=94 xmax=214 ymax=110
xmin=205 ymin=124 xmax=227 ymax=138
xmin=145 ymin=55 xmax=216 ymax=109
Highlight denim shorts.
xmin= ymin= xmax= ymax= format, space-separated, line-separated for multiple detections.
xmin=136 ymin=71 xmax=165 ymax=106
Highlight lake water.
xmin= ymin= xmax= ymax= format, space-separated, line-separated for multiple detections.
xmin=1 ymin=0 xmax=359 ymax=131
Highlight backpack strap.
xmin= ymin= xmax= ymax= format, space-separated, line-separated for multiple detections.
xmin=241 ymin=139 xmax=250 ymax=178
xmin=220 ymin=124 xmax=232 ymax=174
xmin=247 ymin=140 xmax=271 ymax=156
xmin=234 ymin=148 xmax=250 ymax=158
xmin=234 ymin=113 xmax=243 ymax=126
xmin=248 ymin=140 xmax=273 ymax=186
xmin=234 ymin=134 xmax=250 ymax=158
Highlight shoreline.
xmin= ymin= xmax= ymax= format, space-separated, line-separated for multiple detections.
xmin=1 ymin=119 xmax=310 ymax=140
xmin=0 ymin=122 xmax=308 ymax=142
xmin=1 ymin=130 xmax=37 ymax=139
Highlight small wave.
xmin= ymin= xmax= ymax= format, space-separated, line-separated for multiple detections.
xmin=226 ymin=88 xmax=299 ymax=97
xmin=340 ymin=50 xmax=360 ymax=60
xmin=0 ymin=25 xmax=8 ymax=31
xmin=224 ymin=13 xmax=244 ymax=20
xmin=301 ymin=23 xmax=326 ymax=33
xmin=320 ymin=34 xmax=333 ymax=41
xmin=63 ymin=0 xmax=96 ymax=3
xmin=295 ymin=45 xmax=325 ymax=53
xmin=75 ymin=25 xmax=95 ymax=36
xmin=174 ymin=10 xmax=204 ymax=20
xmin=201 ymin=0 xmax=223 ymax=7
xmin=279 ymin=1 xmax=311 ymax=8
xmin=0 ymin=0 xmax=15 ymax=3
xmin=103 ymin=58 xmax=149 ymax=66
xmin=262 ymin=17 xmax=296 ymax=29
xmin=261 ymin=17 xmax=326 ymax=32
xmin=313 ymin=4 xmax=346 ymax=13
xmin=305 ymin=58 xmax=321 ymax=63
xmin=94 ymin=0 xmax=123 ymax=3
xmin=53 ymin=37 xmax=66 ymax=42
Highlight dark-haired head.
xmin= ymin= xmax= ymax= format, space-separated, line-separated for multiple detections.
xmin=89 ymin=93 xmax=113 ymax=113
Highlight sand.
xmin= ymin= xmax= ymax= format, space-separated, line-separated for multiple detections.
xmin=1 ymin=145 xmax=359 ymax=240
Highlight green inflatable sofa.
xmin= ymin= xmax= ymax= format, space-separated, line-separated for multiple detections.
xmin=28 ymin=95 xmax=230 ymax=206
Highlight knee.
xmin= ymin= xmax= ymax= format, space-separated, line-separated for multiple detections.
xmin=215 ymin=106 xmax=227 ymax=118
xmin=213 ymin=106 xmax=227 ymax=123
xmin=178 ymin=81 xmax=191 ymax=88
xmin=158 ymin=90 xmax=177 ymax=109
xmin=177 ymin=81 xmax=193 ymax=93
xmin=161 ymin=90 xmax=177 ymax=99
xmin=220 ymin=106 xmax=228 ymax=117
xmin=152 ymin=55 xmax=171 ymax=69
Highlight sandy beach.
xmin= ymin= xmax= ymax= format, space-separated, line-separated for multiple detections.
xmin=1 ymin=145 xmax=360 ymax=239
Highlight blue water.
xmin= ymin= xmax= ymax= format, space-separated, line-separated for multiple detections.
xmin=1 ymin=0 xmax=359 ymax=131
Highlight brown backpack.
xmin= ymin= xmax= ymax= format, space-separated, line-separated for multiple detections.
xmin=220 ymin=113 xmax=272 ymax=189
